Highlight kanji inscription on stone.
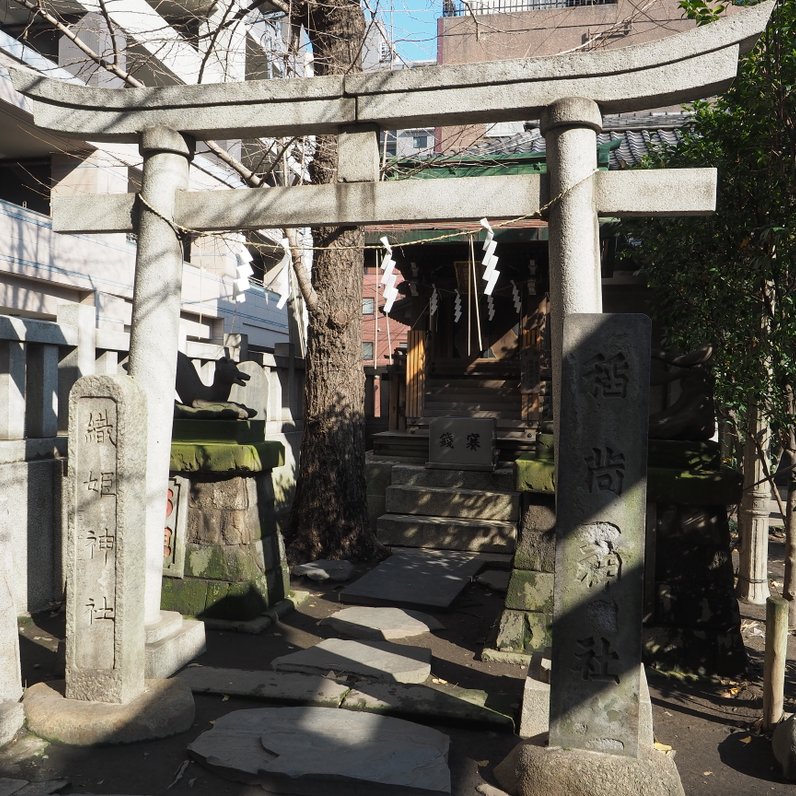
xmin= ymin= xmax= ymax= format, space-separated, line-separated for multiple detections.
xmin=427 ymin=417 xmax=495 ymax=471
xmin=583 ymin=352 xmax=629 ymax=399
xmin=549 ymin=314 xmax=651 ymax=759
xmin=66 ymin=376 xmax=147 ymax=704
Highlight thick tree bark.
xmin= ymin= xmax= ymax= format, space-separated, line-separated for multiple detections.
xmin=285 ymin=0 xmax=380 ymax=561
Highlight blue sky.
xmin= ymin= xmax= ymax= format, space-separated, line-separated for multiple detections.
xmin=374 ymin=0 xmax=441 ymax=63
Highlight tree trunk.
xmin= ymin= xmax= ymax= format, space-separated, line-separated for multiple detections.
xmin=285 ymin=0 xmax=379 ymax=561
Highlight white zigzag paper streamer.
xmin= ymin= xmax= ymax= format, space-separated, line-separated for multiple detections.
xmin=487 ymin=295 xmax=495 ymax=321
xmin=233 ymin=243 xmax=254 ymax=303
xmin=454 ymin=289 xmax=462 ymax=323
xmin=429 ymin=286 xmax=438 ymax=317
xmin=479 ymin=217 xmax=500 ymax=296
xmin=275 ymin=237 xmax=291 ymax=309
xmin=511 ymin=280 xmax=522 ymax=316
xmin=379 ymin=236 xmax=398 ymax=314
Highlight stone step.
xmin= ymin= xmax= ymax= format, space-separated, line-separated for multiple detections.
xmin=426 ymin=377 xmax=519 ymax=390
xmin=424 ymin=406 xmax=521 ymax=417
xmin=386 ymin=485 xmax=519 ymax=522
xmin=425 ymin=390 xmax=518 ymax=403
xmin=390 ymin=464 xmax=515 ymax=492
xmin=370 ymin=431 xmax=535 ymax=462
xmin=377 ymin=513 xmax=516 ymax=553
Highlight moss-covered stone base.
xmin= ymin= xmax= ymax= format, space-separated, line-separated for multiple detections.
xmin=162 ymin=471 xmax=289 ymax=621
xmin=490 ymin=491 xmax=747 ymax=676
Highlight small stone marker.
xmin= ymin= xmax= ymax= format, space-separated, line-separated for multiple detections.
xmin=323 ymin=607 xmax=443 ymax=640
xmin=549 ymin=314 xmax=651 ymax=758
xmin=162 ymin=475 xmax=189 ymax=578
xmin=427 ymin=417 xmax=496 ymax=471
xmin=66 ymin=375 xmax=147 ymax=704
xmin=272 ymin=638 xmax=432 ymax=684
xmin=188 ymin=706 xmax=451 ymax=795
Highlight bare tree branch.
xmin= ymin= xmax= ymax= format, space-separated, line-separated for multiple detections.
xmin=285 ymin=227 xmax=318 ymax=310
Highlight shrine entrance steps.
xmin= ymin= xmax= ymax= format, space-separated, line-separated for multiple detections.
xmin=375 ymin=465 xmax=519 ymax=555
xmin=423 ymin=372 xmax=523 ymax=424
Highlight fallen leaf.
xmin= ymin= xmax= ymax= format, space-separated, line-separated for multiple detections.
xmin=739 ymin=735 xmax=752 ymax=744
xmin=654 ymin=742 xmax=673 ymax=752
xmin=703 ymin=771 xmax=713 ymax=776
xmin=167 ymin=760 xmax=190 ymax=790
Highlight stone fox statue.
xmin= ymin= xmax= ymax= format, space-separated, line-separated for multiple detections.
xmin=174 ymin=352 xmax=256 ymax=419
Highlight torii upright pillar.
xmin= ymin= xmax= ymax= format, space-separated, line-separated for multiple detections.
xmin=127 ymin=127 xmax=195 ymax=634
xmin=541 ymin=97 xmax=604 ymax=438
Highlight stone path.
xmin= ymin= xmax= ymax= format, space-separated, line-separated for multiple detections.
xmin=179 ymin=554 xmax=522 ymax=794
xmin=177 ymin=665 xmax=514 ymax=729
xmin=339 ymin=548 xmax=493 ymax=609
xmin=321 ymin=606 xmax=443 ymax=640
xmin=188 ymin=706 xmax=452 ymax=795
xmin=272 ymin=638 xmax=432 ymax=684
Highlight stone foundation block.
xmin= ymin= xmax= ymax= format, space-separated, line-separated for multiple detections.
xmin=24 ymin=679 xmax=195 ymax=745
xmin=145 ymin=618 xmax=206 ymax=679
xmin=505 ymin=571 xmax=554 ymax=612
xmin=519 ymin=677 xmax=550 ymax=740
xmin=514 ymin=497 xmax=556 ymax=573
xmin=494 ymin=610 xmax=551 ymax=653
xmin=495 ymin=743 xmax=684 ymax=796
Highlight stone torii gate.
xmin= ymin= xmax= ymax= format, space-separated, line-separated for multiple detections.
xmin=10 ymin=0 xmax=771 ymax=767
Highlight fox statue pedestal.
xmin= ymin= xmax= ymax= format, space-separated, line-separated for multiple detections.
xmin=162 ymin=419 xmax=289 ymax=623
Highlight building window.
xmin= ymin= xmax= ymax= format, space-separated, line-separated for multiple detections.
xmin=382 ymin=131 xmax=397 ymax=158
xmin=412 ymin=133 xmax=429 ymax=150
xmin=362 ymin=297 xmax=375 ymax=314
xmin=362 ymin=341 xmax=375 ymax=360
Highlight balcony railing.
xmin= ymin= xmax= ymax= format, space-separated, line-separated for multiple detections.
xmin=443 ymin=0 xmax=615 ymax=16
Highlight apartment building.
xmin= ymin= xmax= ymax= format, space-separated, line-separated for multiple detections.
xmin=0 ymin=0 xmax=296 ymax=349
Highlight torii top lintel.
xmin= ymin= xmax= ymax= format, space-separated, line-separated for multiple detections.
xmin=9 ymin=1 xmax=773 ymax=143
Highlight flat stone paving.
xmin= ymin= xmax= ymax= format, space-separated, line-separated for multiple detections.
xmin=177 ymin=666 xmax=349 ymax=706
xmin=188 ymin=706 xmax=451 ymax=795
xmin=340 ymin=548 xmax=485 ymax=609
xmin=176 ymin=665 xmax=514 ymax=729
xmin=272 ymin=639 xmax=432 ymax=684
xmin=322 ymin=607 xmax=443 ymax=640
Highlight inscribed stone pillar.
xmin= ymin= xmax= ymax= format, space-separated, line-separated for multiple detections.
xmin=127 ymin=127 xmax=194 ymax=628
xmin=540 ymin=98 xmax=603 ymax=439
xmin=549 ymin=313 xmax=651 ymax=759
xmin=66 ymin=375 xmax=147 ymax=704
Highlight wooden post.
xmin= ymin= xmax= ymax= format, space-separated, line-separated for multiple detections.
xmin=406 ymin=330 xmax=426 ymax=421
xmin=763 ymin=595 xmax=789 ymax=730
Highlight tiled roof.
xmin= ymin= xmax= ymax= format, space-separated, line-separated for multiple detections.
xmin=463 ymin=112 xmax=689 ymax=169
